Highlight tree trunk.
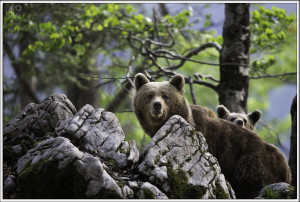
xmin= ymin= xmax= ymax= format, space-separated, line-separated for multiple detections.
xmin=218 ymin=3 xmax=250 ymax=113
xmin=288 ymin=95 xmax=297 ymax=194
xmin=67 ymin=56 xmax=100 ymax=110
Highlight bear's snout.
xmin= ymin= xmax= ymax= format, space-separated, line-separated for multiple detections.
xmin=154 ymin=102 xmax=162 ymax=110
xmin=236 ymin=119 xmax=244 ymax=126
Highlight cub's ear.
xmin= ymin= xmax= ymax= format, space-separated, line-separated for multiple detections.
xmin=216 ymin=105 xmax=230 ymax=119
xmin=134 ymin=73 xmax=150 ymax=90
xmin=248 ymin=110 xmax=261 ymax=124
xmin=169 ymin=74 xmax=185 ymax=91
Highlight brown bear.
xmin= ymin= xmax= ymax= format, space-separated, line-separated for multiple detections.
xmin=216 ymin=104 xmax=261 ymax=131
xmin=133 ymin=73 xmax=291 ymax=199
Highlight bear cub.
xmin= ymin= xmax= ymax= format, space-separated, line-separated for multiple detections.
xmin=133 ymin=73 xmax=291 ymax=199
xmin=217 ymin=104 xmax=261 ymax=131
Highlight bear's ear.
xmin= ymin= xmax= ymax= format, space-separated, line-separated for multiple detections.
xmin=169 ymin=74 xmax=185 ymax=91
xmin=216 ymin=105 xmax=230 ymax=118
xmin=134 ymin=73 xmax=150 ymax=90
xmin=248 ymin=110 xmax=261 ymax=124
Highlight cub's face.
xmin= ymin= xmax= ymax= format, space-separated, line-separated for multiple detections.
xmin=133 ymin=73 xmax=187 ymax=126
xmin=217 ymin=105 xmax=261 ymax=131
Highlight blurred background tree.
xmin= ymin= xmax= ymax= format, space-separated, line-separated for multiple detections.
xmin=3 ymin=3 xmax=297 ymax=158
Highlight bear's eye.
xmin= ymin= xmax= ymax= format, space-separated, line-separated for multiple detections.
xmin=147 ymin=94 xmax=154 ymax=99
xmin=162 ymin=95 xmax=168 ymax=100
xmin=230 ymin=117 xmax=236 ymax=122
xmin=243 ymin=119 xmax=247 ymax=124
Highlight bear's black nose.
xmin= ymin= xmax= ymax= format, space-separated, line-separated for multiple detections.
xmin=154 ymin=102 xmax=162 ymax=110
xmin=236 ymin=120 xmax=244 ymax=126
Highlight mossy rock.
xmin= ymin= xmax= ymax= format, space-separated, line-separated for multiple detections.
xmin=262 ymin=186 xmax=295 ymax=199
xmin=18 ymin=159 xmax=88 ymax=199
xmin=213 ymin=183 xmax=230 ymax=199
xmin=167 ymin=165 xmax=206 ymax=199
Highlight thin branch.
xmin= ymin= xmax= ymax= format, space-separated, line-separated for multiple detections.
xmin=77 ymin=74 xmax=133 ymax=80
xmin=194 ymin=73 xmax=219 ymax=83
xmin=250 ymin=72 xmax=297 ymax=79
xmin=250 ymin=67 xmax=297 ymax=84
xmin=124 ymin=55 xmax=136 ymax=88
xmin=96 ymin=79 xmax=116 ymax=88
xmin=188 ymin=76 xmax=197 ymax=105
xmin=258 ymin=120 xmax=288 ymax=153
xmin=148 ymin=54 xmax=176 ymax=75
xmin=192 ymin=80 xmax=218 ymax=91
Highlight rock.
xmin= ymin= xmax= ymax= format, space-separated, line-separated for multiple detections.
xmin=255 ymin=183 xmax=294 ymax=199
xmin=3 ymin=176 xmax=16 ymax=193
xmin=56 ymin=104 xmax=139 ymax=167
xmin=4 ymin=94 xmax=76 ymax=140
xmin=128 ymin=140 xmax=140 ymax=167
xmin=3 ymin=94 xmax=77 ymax=161
xmin=16 ymin=137 xmax=129 ymax=199
xmin=12 ymin=145 xmax=23 ymax=154
xmin=137 ymin=182 xmax=169 ymax=199
xmin=138 ymin=115 xmax=235 ymax=199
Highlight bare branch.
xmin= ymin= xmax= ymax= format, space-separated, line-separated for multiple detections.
xmin=77 ymin=74 xmax=133 ymax=80
xmin=250 ymin=72 xmax=297 ymax=79
xmin=124 ymin=55 xmax=136 ymax=88
xmin=194 ymin=73 xmax=219 ymax=83
xmin=250 ymin=67 xmax=297 ymax=84
xmin=188 ymin=76 xmax=197 ymax=105
xmin=258 ymin=120 xmax=289 ymax=153
xmin=192 ymin=80 xmax=218 ymax=91
xmin=148 ymin=54 xmax=176 ymax=75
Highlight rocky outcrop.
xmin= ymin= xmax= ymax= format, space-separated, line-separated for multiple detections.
xmin=3 ymin=94 xmax=292 ymax=199
xmin=55 ymin=104 xmax=137 ymax=167
xmin=17 ymin=137 xmax=127 ymax=198
xmin=138 ymin=115 xmax=235 ymax=199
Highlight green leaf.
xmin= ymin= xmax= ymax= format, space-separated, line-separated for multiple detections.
xmin=97 ymin=24 xmax=103 ymax=31
xmin=126 ymin=6 xmax=134 ymax=14
xmin=73 ymin=44 xmax=86 ymax=56
xmin=50 ymin=33 xmax=60 ymax=39
xmin=134 ymin=14 xmax=144 ymax=21
xmin=265 ymin=28 xmax=272 ymax=35
xmin=14 ymin=25 xmax=20 ymax=32
xmin=75 ymin=33 xmax=82 ymax=42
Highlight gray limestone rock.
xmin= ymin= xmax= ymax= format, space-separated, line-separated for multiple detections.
xmin=138 ymin=115 xmax=235 ymax=199
xmin=56 ymin=104 xmax=138 ymax=167
xmin=137 ymin=182 xmax=169 ymax=199
xmin=17 ymin=137 xmax=130 ymax=199
xmin=255 ymin=182 xmax=294 ymax=199
xmin=4 ymin=94 xmax=76 ymax=140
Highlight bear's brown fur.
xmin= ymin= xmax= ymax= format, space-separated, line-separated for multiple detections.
xmin=133 ymin=73 xmax=291 ymax=199
xmin=216 ymin=104 xmax=261 ymax=131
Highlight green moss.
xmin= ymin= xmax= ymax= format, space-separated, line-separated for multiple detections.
xmin=143 ymin=188 xmax=156 ymax=199
xmin=18 ymin=159 xmax=88 ymax=198
xmin=3 ymin=145 xmax=26 ymax=163
xmin=263 ymin=187 xmax=280 ymax=199
xmin=263 ymin=186 xmax=295 ymax=199
xmin=167 ymin=165 xmax=206 ymax=199
xmin=213 ymin=183 xmax=230 ymax=199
